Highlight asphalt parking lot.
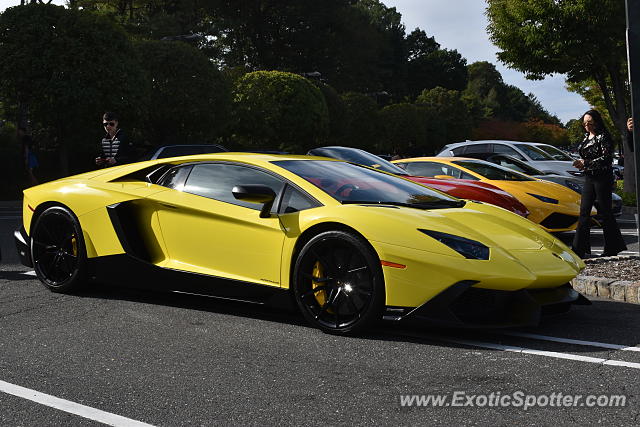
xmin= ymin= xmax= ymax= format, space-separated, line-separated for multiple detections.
xmin=1 ymin=205 xmax=639 ymax=425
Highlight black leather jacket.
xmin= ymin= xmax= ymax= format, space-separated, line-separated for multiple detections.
xmin=577 ymin=132 xmax=614 ymax=175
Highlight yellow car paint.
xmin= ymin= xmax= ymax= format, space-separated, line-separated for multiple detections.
xmin=21 ymin=153 xmax=584 ymax=310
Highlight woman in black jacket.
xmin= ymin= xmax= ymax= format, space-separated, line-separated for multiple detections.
xmin=571 ymin=109 xmax=627 ymax=258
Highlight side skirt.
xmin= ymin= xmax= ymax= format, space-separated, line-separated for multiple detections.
xmin=87 ymin=254 xmax=295 ymax=310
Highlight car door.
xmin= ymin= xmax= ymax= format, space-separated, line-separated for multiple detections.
xmin=149 ymin=162 xmax=287 ymax=286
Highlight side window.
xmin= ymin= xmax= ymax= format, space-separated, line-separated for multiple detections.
xmin=451 ymin=146 xmax=467 ymax=156
xmin=183 ymin=163 xmax=285 ymax=210
xmin=404 ymin=162 xmax=447 ymax=177
xmin=459 ymin=171 xmax=479 ymax=180
xmin=470 ymin=143 xmax=491 ymax=154
xmin=159 ymin=165 xmax=193 ymax=190
xmin=279 ymin=185 xmax=319 ymax=214
xmin=493 ymin=144 xmax=526 ymax=161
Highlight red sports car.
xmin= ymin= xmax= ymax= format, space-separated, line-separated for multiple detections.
xmin=306 ymin=146 xmax=529 ymax=218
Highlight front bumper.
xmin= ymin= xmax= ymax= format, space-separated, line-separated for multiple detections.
xmin=385 ymin=281 xmax=589 ymax=328
xmin=14 ymin=226 xmax=32 ymax=267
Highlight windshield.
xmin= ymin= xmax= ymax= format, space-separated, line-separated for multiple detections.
xmin=274 ymin=160 xmax=463 ymax=208
xmin=514 ymin=144 xmax=555 ymax=161
xmin=452 ymin=160 xmax=534 ymax=181
xmin=307 ymin=147 xmax=409 ymax=175
xmin=490 ymin=155 xmax=543 ymax=175
xmin=535 ymin=144 xmax=573 ymax=161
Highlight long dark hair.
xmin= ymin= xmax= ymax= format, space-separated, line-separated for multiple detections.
xmin=581 ymin=109 xmax=611 ymax=138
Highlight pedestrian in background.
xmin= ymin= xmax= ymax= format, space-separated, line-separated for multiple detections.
xmin=571 ymin=109 xmax=627 ymax=258
xmin=19 ymin=126 xmax=38 ymax=187
xmin=96 ymin=112 xmax=134 ymax=168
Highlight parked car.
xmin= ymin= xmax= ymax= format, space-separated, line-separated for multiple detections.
xmin=436 ymin=140 xmax=582 ymax=177
xmin=459 ymin=152 xmax=622 ymax=217
xmin=307 ymin=146 xmax=529 ymax=217
xmin=14 ymin=153 xmax=586 ymax=333
xmin=530 ymin=143 xmax=575 ymax=161
xmin=140 ymin=144 xmax=228 ymax=160
xmin=393 ymin=156 xmax=595 ymax=232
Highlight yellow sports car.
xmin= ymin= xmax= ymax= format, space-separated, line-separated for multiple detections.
xmin=393 ymin=157 xmax=593 ymax=232
xmin=14 ymin=153 xmax=586 ymax=334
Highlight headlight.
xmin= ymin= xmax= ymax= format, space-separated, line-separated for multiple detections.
xmin=568 ymin=170 xmax=584 ymax=176
xmin=564 ymin=180 xmax=583 ymax=194
xmin=419 ymin=229 xmax=490 ymax=260
xmin=527 ymin=193 xmax=559 ymax=204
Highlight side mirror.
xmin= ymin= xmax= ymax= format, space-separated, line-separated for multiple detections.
xmin=433 ymin=174 xmax=456 ymax=180
xmin=232 ymin=185 xmax=276 ymax=218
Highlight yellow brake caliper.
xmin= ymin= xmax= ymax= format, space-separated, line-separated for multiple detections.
xmin=71 ymin=234 xmax=78 ymax=256
xmin=312 ymin=261 xmax=327 ymax=306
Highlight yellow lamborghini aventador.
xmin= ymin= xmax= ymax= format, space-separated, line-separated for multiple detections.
xmin=14 ymin=153 xmax=587 ymax=334
xmin=393 ymin=157 xmax=594 ymax=232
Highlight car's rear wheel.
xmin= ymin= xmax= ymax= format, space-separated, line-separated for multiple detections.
xmin=31 ymin=206 xmax=87 ymax=292
xmin=293 ymin=230 xmax=384 ymax=335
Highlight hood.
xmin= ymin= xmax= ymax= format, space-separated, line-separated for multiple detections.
xmin=332 ymin=201 xmax=555 ymax=253
xmin=532 ymin=160 xmax=580 ymax=177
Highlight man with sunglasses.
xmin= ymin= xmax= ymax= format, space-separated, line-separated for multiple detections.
xmin=95 ymin=112 xmax=134 ymax=167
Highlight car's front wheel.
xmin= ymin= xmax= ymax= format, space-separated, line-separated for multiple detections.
xmin=30 ymin=206 xmax=87 ymax=293
xmin=293 ymin=230 xmax=384 ymax=335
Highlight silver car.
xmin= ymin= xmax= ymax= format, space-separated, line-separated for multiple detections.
xmin=437 ymin=140 xmax=582 ymax=177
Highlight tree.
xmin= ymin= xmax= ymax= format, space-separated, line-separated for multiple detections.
xmin=231 ymin=71 xmax=329 ymax=153
xmin=0 ymin=4 xmax=149 ymax=175
xmin=486 ymin=0 xmax=635 ymax=192
xmin=405 ymin=29 xmax=467 ymax=99
xmin=133 ymin=40 xmax=231 ymax=147
xmin=338 ymin=92 xmax=380 ymax=151
xmin=378 ymin=103 xmax=426 ymax=155
xmin=416 ymin=87 xmax=472 ymax=152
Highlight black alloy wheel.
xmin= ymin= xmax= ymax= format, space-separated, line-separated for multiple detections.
xmin=293 ymin=230 xmax=384 ymax=334
xmin=30 ymin=206 xmax=87 ymax=292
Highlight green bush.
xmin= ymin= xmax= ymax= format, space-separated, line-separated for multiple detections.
xmin=232 ymin=71 xmax=329 ymax=153
xmin=615 ymin=181 xmax=637 ymax=207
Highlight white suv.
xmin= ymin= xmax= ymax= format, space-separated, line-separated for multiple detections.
xmin=437 ymin=140 xmax=582 ymax=177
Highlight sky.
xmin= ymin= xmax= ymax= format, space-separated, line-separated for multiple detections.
xmin=0 ymin=0 xmax=590 ymax=123
xmin=383 ymin=0 xmax=590 ymax=124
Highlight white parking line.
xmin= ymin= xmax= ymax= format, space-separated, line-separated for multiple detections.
xmin=589 ymin=230 xmax=638 ymax=235
xmin=392 ymin=331 xmax=640 ymax=370
xmin=436 ymin=336 xmax=640 ymax=370
xmin=500 ymin=331 xmax=640 ymax=352
xmin=0 ymin=380 xmax=155 ymax=427
xmin=22 ymin=271 xmax=36 ymax=276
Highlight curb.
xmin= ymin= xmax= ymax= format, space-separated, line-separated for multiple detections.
xmin=571 ymin=255 xmax=640 ymax=304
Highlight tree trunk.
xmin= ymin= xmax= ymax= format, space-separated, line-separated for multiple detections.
xmin=596 ymin=64 xmax=636 ymax=194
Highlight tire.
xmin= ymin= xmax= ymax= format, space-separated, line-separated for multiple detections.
xmin=293 ymin=230 xmax=384 ymax=335
xmin=30 ymin=206 xmax=87 ymax=293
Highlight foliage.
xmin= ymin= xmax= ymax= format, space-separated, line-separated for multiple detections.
xmin=312 ymin=82 xmax=348 ymax=143
xmin=133 ymin=40 xmax=231 ymax=147
xmin=615 ymin=180 xmax=637 ymax=207
xmin=565 ymin=119 xmax=586 ymax=148
xmin=378 ymin=103 xmax=426 ymax=155
xmin=0 ymin=4 xmax=149 ymax=176
xmin=337 ymin=92 xmax=380 ymax=151
xmin=464 ymin=61 xmax=560 ymax=125
xmin=471 ymin=118 xmax=568 ymax=146
xmin=521 ymin=119 xmax=569 ymax=146
xmin=405 ymin=29 xmax=467 ymax=99
xmin=416 ymin=87 xmax=472 ymax=152
xmin=486 ymin=0 xmax=635 ymax=192
xmin=566 ymin=78 xmax=624 ymax=144
xmin=231 ymin=71 xmax=329 ymax=153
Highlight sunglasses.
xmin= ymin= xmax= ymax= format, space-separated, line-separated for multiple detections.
xmin=103 ymin=121 xmax=116 ymax=127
